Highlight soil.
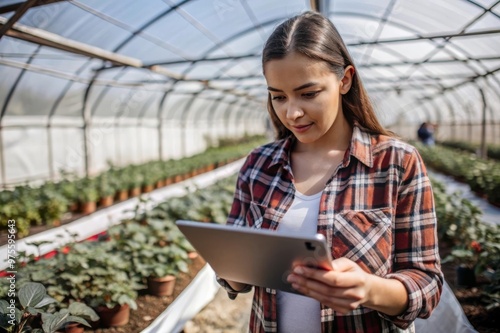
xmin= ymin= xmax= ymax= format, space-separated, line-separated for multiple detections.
xmin=82 ymin=256 xmax=207 ymax=333
xmin=438 ymin=242 xmax=499 ymax=333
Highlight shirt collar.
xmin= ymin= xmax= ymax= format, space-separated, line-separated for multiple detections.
xmin=347 ymin=124 xmax=374 ymax=168
xmin=270 ymin=135 xmax=295 ymax=167
xmin=269 ymin=123 xmax=374 ymax=168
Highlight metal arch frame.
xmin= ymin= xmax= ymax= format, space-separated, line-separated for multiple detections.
xmin=66 ymin=0 xmax=192 ymax=172
xmin=179 ymin=62 xmax=266 ymax=132
xmin=0 ymin=0 xmax=39 ymax=38
xmin=0 ymin=0 xmax=67 ymax=15
xmin=0 ymin=44 xmax=44 ymax=186
xmin=330 ymin=11 xmax=491 ymax=87
xmin=328 ymin=9 xmax=500 ymax=132
xmin=91 ymin=14 xmax=277 ymax=131
xmin=83 ymin=0 xmax=192 ymax=119
xmin=342 ymin=3 xmax=500 ymax=96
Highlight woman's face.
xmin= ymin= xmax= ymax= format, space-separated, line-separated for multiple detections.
xmin=264 ymin=52 xmax=351 ymax=146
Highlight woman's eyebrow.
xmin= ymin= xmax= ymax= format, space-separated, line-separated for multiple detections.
xmin=267 ymin=82 xmax=319 ymax=92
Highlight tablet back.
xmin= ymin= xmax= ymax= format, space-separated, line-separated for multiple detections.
xmin=176 ymin=220 xmax=332 ymax=294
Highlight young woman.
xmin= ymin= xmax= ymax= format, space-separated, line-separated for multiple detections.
xmin=217 ymin=11 xmax=443 ymax=333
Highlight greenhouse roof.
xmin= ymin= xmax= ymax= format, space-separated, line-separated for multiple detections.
xmin=0 ymin=0 xmax=499 ymax=126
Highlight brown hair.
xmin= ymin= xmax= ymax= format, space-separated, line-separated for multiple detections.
xmin=262 ymin=11 xmax=392 ymax=139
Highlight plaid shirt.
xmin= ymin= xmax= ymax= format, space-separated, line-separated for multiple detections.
xmin=218 ymin=124 xmax=443 ymax=333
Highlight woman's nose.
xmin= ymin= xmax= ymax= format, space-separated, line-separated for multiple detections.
xmin=286 ymin=101 xmax=304 ymax=120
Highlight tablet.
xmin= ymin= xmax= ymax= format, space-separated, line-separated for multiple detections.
xmin=176 ymin=220 xmax=333 ymax=294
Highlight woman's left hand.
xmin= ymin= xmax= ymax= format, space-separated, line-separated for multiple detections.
xmin=287 ymin=257 xmax=374 ymax=314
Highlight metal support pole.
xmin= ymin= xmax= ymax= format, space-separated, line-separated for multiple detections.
xmin=479 ymin=87 xmax=487 ymax=159
xmin=47 ymin=123 xmax=55 ymax=180
xmin=0 ymin=124 xmax=6 ymax=188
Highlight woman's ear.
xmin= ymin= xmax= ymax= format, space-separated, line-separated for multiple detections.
xmin=340 ymin=65 xmax=355 ymax=95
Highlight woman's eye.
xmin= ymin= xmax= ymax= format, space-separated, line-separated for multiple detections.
xmin=303 ymin=91 xmax=320 ymax=98
xmin=271 ymin=95 xmax=286 ymax=101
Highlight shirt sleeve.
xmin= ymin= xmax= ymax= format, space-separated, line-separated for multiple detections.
xmin=380 ymin=147 xmax=443 ymax=329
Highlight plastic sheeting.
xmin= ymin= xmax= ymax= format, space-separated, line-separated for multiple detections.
xmin=141 ymin=264 xmax=220 ymax=333
xmin=415 ymin=281 xmax=477 ymax=333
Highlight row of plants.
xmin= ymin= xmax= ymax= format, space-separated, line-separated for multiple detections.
xmin=439 ymin=140 xmax=500 ymax=161
xmin=415 ymin=142 xmax=500 ymax=207
xmin=430 ymin=174 xmax=500 ymax=314
xmin=0 ymin=176 xmax=238 ymax=333
xmin=0 ymin=135 xmax=267 ymax=239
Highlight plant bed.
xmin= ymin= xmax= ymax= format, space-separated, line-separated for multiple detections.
xmin=87 ymin=256 xmax=206 ymax=333
xmin=439 ymin=241 xmax=499 ymax=333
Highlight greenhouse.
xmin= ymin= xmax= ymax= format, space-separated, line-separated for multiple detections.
xmin=0 ymin=0 xmax=499 ymax=332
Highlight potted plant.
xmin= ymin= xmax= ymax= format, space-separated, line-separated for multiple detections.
xmin=0 ymin=282 xmax=95 ymax=333
xmin=75 ymin=178 xmax=99 ymax=214
xmin=95 ymin=173 xmax=116 ymax=207
xmin=125 ymin=165 xmax=144 ymax=197
xmin=108 ymin=218 xmax=189 ymax=296
xmin=14 ymin=240 xmax=141 ymax=328
xmin=443 ymin=241 xmax=483 ymax=287
xmin=39 ymin=183 xmax=68 ymax=227
xmin=56 ymin=171 xmax=79 ymax=212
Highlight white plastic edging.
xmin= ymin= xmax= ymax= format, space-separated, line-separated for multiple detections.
xmin=141 ymin=264 xmax=220 ymax=333
xmin=414 ymin=281 xmax=478 ymax=333
xmin=0 ymin=159 xmax=244 ymax=270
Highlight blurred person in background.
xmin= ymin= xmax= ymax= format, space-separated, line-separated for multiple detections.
xmin=417 ymin=122 xmax=436 ymax=146
xmin=217 ymin=11 xmax=443 ymax=333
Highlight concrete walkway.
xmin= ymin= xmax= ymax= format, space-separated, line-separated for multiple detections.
xmin=429 ymin=170 xmax=500 ymax=225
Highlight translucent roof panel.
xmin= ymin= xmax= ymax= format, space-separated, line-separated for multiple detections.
xmin=0 ymin=0 xmax=498 ymax=126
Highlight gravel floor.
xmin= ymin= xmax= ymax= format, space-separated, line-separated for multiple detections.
xmin=182 ymin=288 xmax=252 ymax=333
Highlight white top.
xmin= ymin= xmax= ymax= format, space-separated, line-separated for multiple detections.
xmin=277 ymin=190 xmax=322 ymax=333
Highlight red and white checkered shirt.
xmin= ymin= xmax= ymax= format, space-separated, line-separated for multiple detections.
xmin=218 ymin=124 xmax=443 ymax=333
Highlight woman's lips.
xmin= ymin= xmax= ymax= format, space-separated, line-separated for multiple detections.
xmin=292 ymin=124 xmax=312 ymax=133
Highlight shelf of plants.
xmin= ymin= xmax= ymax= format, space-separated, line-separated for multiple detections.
xmin=0 ymin=137 xmax=266 ymax=333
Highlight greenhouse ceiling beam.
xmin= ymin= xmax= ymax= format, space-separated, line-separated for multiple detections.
xmin=144 ymin=53 xmax=260 ymax=67
xmin=144 ymin=46 xmax=498 ymax=70
xmin=350 ymin=28 xmax=500 ymax=47
xmin=0 ymin=17 xmax=142 ymax=67
xmin=0 ymin=0 xmax=38 ymax=39
xmin=0 ymin=0 xmax=66 ymax=15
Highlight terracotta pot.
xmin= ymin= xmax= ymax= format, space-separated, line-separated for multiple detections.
xmin=129 ymin=187 xmax=141 ymax=197
xmin=147 ymin=275 xmax=176 ymax=296
xmin=65 ymin=322 xmax=84 ymax=333
xmin=68 ymin=202 xmax=79 ymax=212
xmin=115 ymin=190 xmax=128 ymax=201
xmin=142 ymin=184 xmax=154 ymax=193
xmin=99 ymin=196 xmax=114 ymax=207
xmin=174 ymin=174 xmax=183 ymax=183
xmin=95 ymin=304 xmax=130 ymax=327
xmin=165 ymin=177 xmax=173 ymax=186
xmin=80 ymin=201 xmax=96 ymax=214
xmin=155 ymin=180 xmax=165 ymax=188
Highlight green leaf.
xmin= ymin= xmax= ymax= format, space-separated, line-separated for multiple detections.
xmin=68 ymin=302 xmax=99 ymax=322
xmin=35 ymin=295 xmax=58 ymax=308
xmin=19 ymin=282 xmax=46 ymax=308
xmin=0 ymin=300 xmax=9 ymax=314
xmin=41 ymin=312 xmax=69 ymax=333
xmin=26 ymin=306 xmax=41 ymax=315
xmin=66 ymin=315 xmax=91 ymax=327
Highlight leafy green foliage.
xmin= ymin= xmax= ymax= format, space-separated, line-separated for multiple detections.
xmin=0 ymin=282 xmax=96 ymax=333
